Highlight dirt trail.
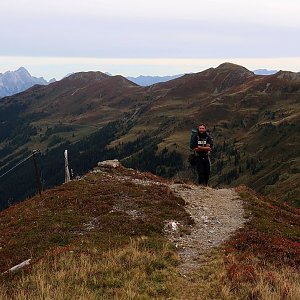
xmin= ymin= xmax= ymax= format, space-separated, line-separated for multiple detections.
xmin=168 ymin=184 xmax=246 ymax=274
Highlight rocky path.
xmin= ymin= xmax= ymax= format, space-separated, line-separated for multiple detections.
xmin=168 ymin=184 xmax=246 ymax=274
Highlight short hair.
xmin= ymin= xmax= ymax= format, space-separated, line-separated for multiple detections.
xmin=198 ymin=123 xmax=206 ymax=128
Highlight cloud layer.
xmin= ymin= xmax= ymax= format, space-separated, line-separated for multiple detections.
xmin=1 ymin=0 xmax=299 ymax=78
xmin=1 ymin=0 xmax=299 ymax=58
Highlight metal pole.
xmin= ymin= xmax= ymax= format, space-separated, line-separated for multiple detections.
xmin=32 ymin=150 xmax=42 ymax=196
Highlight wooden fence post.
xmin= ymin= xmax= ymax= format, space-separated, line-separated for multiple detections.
xmin=64 ymin=150 xmax=71 ymax=183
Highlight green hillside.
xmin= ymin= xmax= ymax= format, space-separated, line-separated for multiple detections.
xmin=0 ymin=63 xmax=299 ymax=209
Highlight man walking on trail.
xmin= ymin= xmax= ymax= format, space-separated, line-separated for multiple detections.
xmin=190 ymin=123 xmax=213 ymax=186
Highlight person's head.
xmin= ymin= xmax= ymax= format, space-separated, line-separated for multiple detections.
xmin=198 ymin=123 xmax=206 ymax=134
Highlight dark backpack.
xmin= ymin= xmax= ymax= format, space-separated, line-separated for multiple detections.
xmin=188 ymin=129 xmax=198 ymax=166
xmin=189 ymin=129 xmax=198 ymax=150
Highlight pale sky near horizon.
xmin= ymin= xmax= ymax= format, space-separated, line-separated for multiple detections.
xmin=0 ymin=0 xmax=299 ymax=80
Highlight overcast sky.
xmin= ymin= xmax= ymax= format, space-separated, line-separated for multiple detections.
xmin=0 ymin=0 xmax=299 ymax=79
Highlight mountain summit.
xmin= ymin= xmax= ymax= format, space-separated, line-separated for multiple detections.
xmin=0 ymin=67 xmax=50 ymax=98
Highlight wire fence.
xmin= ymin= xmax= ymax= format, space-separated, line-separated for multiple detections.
xmin=0 ymin=153 xmax=34 ymax=180
xmin=0 ymin=150 xmax=42 ymax=209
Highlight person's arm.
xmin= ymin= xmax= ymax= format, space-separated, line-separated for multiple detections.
xmin=195 ymin=135 xmax=213 ymax=152
xmin=193 ymin=144 xmax=211 ymax=152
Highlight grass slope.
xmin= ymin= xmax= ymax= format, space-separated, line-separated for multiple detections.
xmin=1 ymin=165 xmax=300 ymax=299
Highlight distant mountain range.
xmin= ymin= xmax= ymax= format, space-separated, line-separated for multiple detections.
xmin=126 ymin=74 xmax=184 ymax=86
xmin=0 ymin=67 xmax=289 ymax=99
xmin=127 ymin=70 xmax=279 ymax=86
xmin=0 ymin=67 xmax=54 ymax=98
xmin=253 ymin=69 xmax=278 ymax=75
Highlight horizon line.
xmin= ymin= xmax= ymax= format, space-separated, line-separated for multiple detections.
xmin=0 ymin=56 xmax=299 ymax=80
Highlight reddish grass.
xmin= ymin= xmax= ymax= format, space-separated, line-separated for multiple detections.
xmin=224 ymin=186 xmax=300 ymax=287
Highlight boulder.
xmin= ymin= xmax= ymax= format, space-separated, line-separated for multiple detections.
xmin=97 ymin=159 xmax=120 ymax=168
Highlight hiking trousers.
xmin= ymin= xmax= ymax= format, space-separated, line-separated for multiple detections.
xmin=195 ymin=157 xmax=211 ymax=186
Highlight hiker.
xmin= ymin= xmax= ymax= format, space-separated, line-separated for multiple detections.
xmin=190 ymin=123 xmax=213 ymax=186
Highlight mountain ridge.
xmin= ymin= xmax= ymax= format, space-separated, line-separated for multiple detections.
xmin=0 ymin=62 xmax=299 ymax=209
